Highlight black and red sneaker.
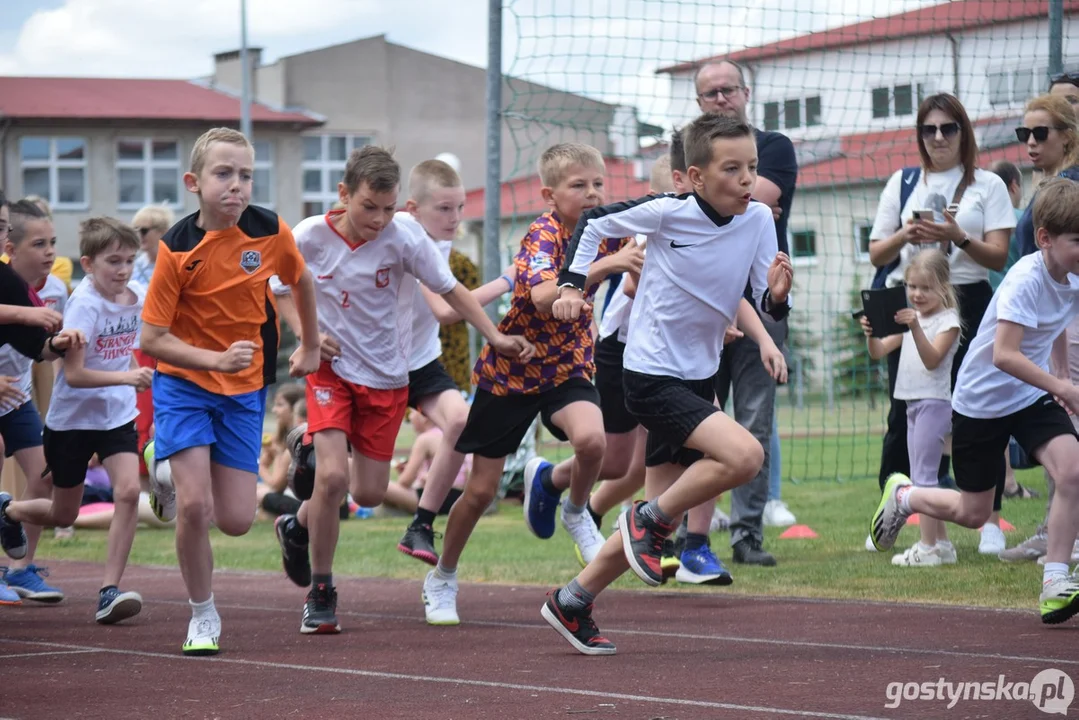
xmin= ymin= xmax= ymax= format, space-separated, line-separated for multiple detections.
xmin=397 ymin=522 xmax=440 ymax=566
xmin=619 ymin=500 xmax=674 ymax=587
xmin=300 ymin=582 xmax=341 ymax=634
xmin=540 ymin=592 xmax=616 ymax=656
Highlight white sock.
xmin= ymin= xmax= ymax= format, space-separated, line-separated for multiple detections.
xmin=1043 ymin=562 xmax=1069 ymax=585
xmin=917 ymin=541 xmax=935 ymax=552
xmin=938 ymin=539 xmax=954 ymax=549
xmin=897 ymin=486 xmax=914 ymax=514
xmin=190 ymin=594 xmax=217 ymax=619
xmin=434 ymin=562 xmax=456 ymax=580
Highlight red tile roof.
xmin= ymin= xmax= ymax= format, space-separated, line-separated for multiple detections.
xmin=0 ymin=77 xmax=321 ymax=126
xmin=463 ymin=157 xmax=653 ymax=221
xmin=658 ymin=0 xmax=1079 ymax=74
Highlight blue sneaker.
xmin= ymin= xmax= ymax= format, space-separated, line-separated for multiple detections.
xmin=3 ymin=565 xmax=64 ymax=603
xmin=0 ymin=572 xmax=21 ymax=606
xmin=0 ymin=492 xmax=27 ymax=560
xmin=675 ymin=543 xmax=734 ymax=586
xmin=522 ymin=457 xmax=560 ymax=539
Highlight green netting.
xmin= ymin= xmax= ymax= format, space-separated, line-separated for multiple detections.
xmin=498 ymin=0 xmax=1068 ymax=482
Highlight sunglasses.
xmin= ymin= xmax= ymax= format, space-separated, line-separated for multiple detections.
xmin=918 ymin=122 xmax=960 ymax=139
xmin=1015 ymin=126 xmax=1066 ymax=143
xmin=1050 ymin=72 xmax=1079 ymax=87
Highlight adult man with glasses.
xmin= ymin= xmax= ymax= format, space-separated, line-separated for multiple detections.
xmin=693 ymin=59 xmax=799 ymax=565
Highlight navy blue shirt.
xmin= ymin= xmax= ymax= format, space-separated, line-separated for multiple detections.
xmin=741 ymin=129 xmax=797 ymax=304
xmin=1016 ymin=165 xmax=1079 ymax=257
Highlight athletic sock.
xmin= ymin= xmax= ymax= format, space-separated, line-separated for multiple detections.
xmin=1044 ymin=562 xmax=1070 ymax=585
xmin=434 ymin=561 xmax=456 ymax=580
xmin=639 ymin=499 xmax=674 ymax=529
xmin=413 ymin=508 xmax=437 ymax=528
xmin=190 ymin=594 xmax=217 ymax=619
xmin=896 ymin=486 xmax=914 ymax=514
xmin=557 ymin=578 xmax=595 ymax=612
xmin=563 ymin=499 xmax=586 ymax=515
xmin=539 ymin=465 xmax=561 ymax=497
xmin=586 ymin=501 xmax=602 ymax=530
xmin=312 ymin=573 xmax=332 ymax=588
xmin=684 ymin=532 xmax=708 ymax=553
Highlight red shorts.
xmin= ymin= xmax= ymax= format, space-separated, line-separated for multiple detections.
xmin=133 ymin=349 xmax=156 ymax=475
xmin=305 ymin=362 xmax=408 ymax=462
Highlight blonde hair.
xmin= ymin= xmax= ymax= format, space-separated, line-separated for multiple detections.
xmin=904 ymin=250 xmax=959 ymax=314
xmin=1033 ymin=176 xmax=1079 ymax=237
xmin=22 ymin=195 xmax=52 ymax=219
xmin=649 ymin=155 xmax=674 ymax=194
xmin=409 ymin=159 xmax=462 ymax=203
xmin=79 ymin=217 xmax=140 ymax=259
xmin=189 ymin=127 xmax=254 ymax=176
xmin=1025 ymin=94 xmax=1079 ymax=174
xmin=537 ymin=143 xmax=604 ymax=187
xmin=132 ymin=204 xmax=176 ymax=233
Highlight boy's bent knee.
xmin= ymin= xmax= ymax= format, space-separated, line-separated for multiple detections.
xmin=572 ymin=430 xmax=607 ymax=463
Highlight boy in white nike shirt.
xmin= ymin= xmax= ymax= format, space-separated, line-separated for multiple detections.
xmin=273 ymin=146 xmax=532 ymax=635
xmin=871 ymin=177 xmax=1079 ymax=625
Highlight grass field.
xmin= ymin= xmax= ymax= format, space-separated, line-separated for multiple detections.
xmin=37 ymin=435 xmax=1053 ymax=611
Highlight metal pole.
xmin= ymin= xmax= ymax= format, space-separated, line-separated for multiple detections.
xmin=240 ymin=0 xmax=252 ymax=139
xmin=483 ymin=0 xmax=503 ymax=323
xmin=1049 ymin=0 xmax=1064 ymax=80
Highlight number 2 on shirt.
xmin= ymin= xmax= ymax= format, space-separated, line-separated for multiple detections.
xmin=340 ymin=290 xmax=350 ymax=308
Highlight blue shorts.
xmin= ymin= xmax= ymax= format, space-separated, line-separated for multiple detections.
xmin=152 ymin=373 xmax=267 ymax=474
xmin=0 ymin=401 xmax=43 ymax=457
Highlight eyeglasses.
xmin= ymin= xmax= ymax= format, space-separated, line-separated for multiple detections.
xmin=1050 ymin=72 xmax=1079 ymax=87
xmin=918 ymin=122 xmax=960 ymax=139
xmin=1015 ymin=126 xmax=1067 ymax=143
xmin=697 ymin=86 xmax=744 ymax=102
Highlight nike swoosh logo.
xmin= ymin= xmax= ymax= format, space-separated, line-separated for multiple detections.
xmin=903 ymin=173 xmax=916 ymax=185
xmin=554 ymin=603 xmax=579 ymax=632
xmin=669 ymin=241 xmax=695 ymax=249
xmin=629 ymin=517 xmax=647 ymax=541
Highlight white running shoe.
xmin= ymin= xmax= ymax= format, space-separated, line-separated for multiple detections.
xmin=891 ymin=544 xmax=942 ymax=567
xmin=148 ymin=457 xmax=176 ymax=523
xmin=870 ymin=474 xmax=913 ymax=551
xmin=762 ymin=499 xmax=796 ymax=528
xmin=936 ymin=542 xmax=958 ymax=565
xmin=865 ymin=534 xmax=877 ymax=552
xmin=1037 ymin=540 xmax=1079 ymax=565
xmin=422 ymin=570 xmax=459 ymax=626
xmin=978 ymin=523 xmax=1006 ymax=555
xmin=561 ymin=506 xmax=605 ymax=566
xmin=183 ymin=613 xmax=221 ymax=656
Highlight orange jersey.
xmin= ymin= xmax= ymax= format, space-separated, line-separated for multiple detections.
xmin=141 ymin=205 xmax=305 ymax=396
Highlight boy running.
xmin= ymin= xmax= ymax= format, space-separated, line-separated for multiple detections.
xmin=542 ymin=113 xmax=791 ymax=655
xmin=139 ymin=127 xmax=322 ymax=655
xmin=421 ymin=142 xmax=642 ymax=626
xmin=870 ymin=177 xmax=1079 ymax=625
xmin=272 ymin=147 xmax=531 ymax=635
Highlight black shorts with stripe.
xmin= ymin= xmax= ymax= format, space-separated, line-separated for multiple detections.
xmin=623 ymin=369 xmax=717 ymax=468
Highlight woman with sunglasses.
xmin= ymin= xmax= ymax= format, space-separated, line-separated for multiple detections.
xmin=868 ymin=93 xmax=1016 ymax=555
xmin=1014 ymin=94 xmax=1079 ymax=258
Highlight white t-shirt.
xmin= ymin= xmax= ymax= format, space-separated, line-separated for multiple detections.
xmin=870 ymin=166 xmax=1017 ymax=287
xmin=394 ymin=213 xmax=454 ymax=372
xmin=598 ymin=237 xmax=646 ymax=343
xmin=953 ymin=252 xmax=1079 ymax=418
xmin=565 ymin=194 xmax=786 ymax=381
xmin=37 ymin=274 xmax=68 ymax=314
xmin=291 ymin=211 xmax=458 ymax=389
xmin=893 ymin=307 xmax=961 ymax=402
xmin=46 ymin=279 xmax=145 ymax=431
xmin=0 ymin=344 xmax=33 ymax=417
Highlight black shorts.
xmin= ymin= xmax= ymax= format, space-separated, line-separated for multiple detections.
xmin=455 ymin=377 xmax=600 ymax=459
xmin=623 ymin=369 xmax=717 ymax=468
xmin=595 ymin=334 xmax=638 ymax=435
xmin=952 ymin=395 xmax=1078 ymax=494
xmin=0 ymin=401 xmax=43 ymax=457
xmin=407 ymin=359 xmax=460 ymax=410
xmin=43 ymin=421 xmax=139 ymax=490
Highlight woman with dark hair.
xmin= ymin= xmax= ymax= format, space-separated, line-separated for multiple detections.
xmin=867 ymin=93 xmax=1017 ymax=556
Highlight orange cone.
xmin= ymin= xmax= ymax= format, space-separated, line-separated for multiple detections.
xmin=779 ymin=525 xmax=818 ymax=539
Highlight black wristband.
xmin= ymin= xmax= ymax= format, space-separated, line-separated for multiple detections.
xmin=47 ymin=334 xmax=66 ymax=358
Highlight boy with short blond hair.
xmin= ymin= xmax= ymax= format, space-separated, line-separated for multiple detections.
xmin=871 ymin=177 xmax=1079 ymax=625
xmin=270 ymin=146 xmax=531 ymax=635
xmin=419 ymin=142 xmax=642 ymax=626
xmin=138 ymin=126 xmax=322 ymax=655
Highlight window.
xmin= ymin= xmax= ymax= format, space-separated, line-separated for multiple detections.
xmin=19 ymin=136 xmax=88 ymax=208
xmin=783 ymin=99 xmax=801 ymax=129
xmin=987 ymin=66 xmax=1064 ymax=106
xmin=893 ymin=84 xmax=913 ymax=117
xmin=854 ymin=222 xmax=873 ymax=262
xmin=301 ymin=134 xmax=373 ymax=216
xmin=116 ymin=138 xmax=182 ymax=209
xmin=763 ymin=102 xmax=780 ymax=132
xmin=871 ymin=83 xmax=923 ymax=119
xmin=790 ymin=229 xmax=817 ymax=261
xmin=871 ymin=87 xmax=890 ymax=119
xmin=805 ymin=96 xmax=822 ymax=127
xmin=252 ymin=140 xmax=274 ymax=208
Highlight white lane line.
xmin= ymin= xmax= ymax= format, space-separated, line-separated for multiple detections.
xmin=0 ymin=649 xmax=103 ymax=660
xmin=0 ymin=638 xmax=891 ymax=720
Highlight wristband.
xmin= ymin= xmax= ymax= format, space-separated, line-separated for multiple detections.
xmin=957 ymin=234 xmax=972 ymax=249
xmin=47 ymin=333 xmax=66 ymax=358
xmin=500 ymin=274 xmax=513 ymax=292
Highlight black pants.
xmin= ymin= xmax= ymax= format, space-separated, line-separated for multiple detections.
xmin=876 ymin=281 xmax=1005 ymax=509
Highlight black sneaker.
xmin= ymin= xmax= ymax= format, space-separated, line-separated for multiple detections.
xmin=275 ymin=514 xmax=311 ymax=587
xmin=285 ymin=424 xmax=315 ymax=501
xmin=95 ymin=587 xmax=143 ymax=625
xmin=300 ymin=583 xmax=340 ymax=634
xmin=397 ymin=522 xmax=439 ymax=566
xmin=618 ymin=501 xmax=674 ymax=587
xmin=0 ymin=493 xmax=27 ymax=560
xmin=732 ymin=537 xmax=777 ymax=566
xmin=540 ymin=592 xmax=616 ymax=656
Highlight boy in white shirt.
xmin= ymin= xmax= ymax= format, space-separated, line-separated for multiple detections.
xmin=543 ymin=112 xmax=792 ymax=654
xmin=1 ymin=217 xmax=147 ymax=622
xmin=871 ymin=177 xmax=1079 ymax=625
xmin=273 ymin=146 xmax=532 ymax=635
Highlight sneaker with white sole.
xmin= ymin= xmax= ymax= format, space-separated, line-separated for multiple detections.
xmin=936 ymin=542 xmax=958 ymax=565
xmin=762 ymin=499 xmax=796 ymax=528
xmin=1036 ymin=540 xmax=1079 ymax=565
xmin=710 ymin=507 xmax=730 ymax=533
xmin=96 ymin=587 xmax=143 ymax=624
xmin=978 ymin=523 xmax=1006 ymax=555
xmin=864 ymin=534 xmax=878 ymax=552
xmin=870 ymin=474 xmax=912 ymax=551
xmin=999 ymin=530 xmax=1048 ymax=563
xmin=891 ymin=544 xmax=942 ymax=567
xmin=183 ymin=614 xmax=221 ymax=656
xmin=148 ymin=456 xmax=176 ymax=523
xmin=422 ymin=570 xmax=459 ymax=626
xmin=1040 ymin=575 xmax=1079 ymax=625
xmin=561 ymin=507 xmax=605 ymax=566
